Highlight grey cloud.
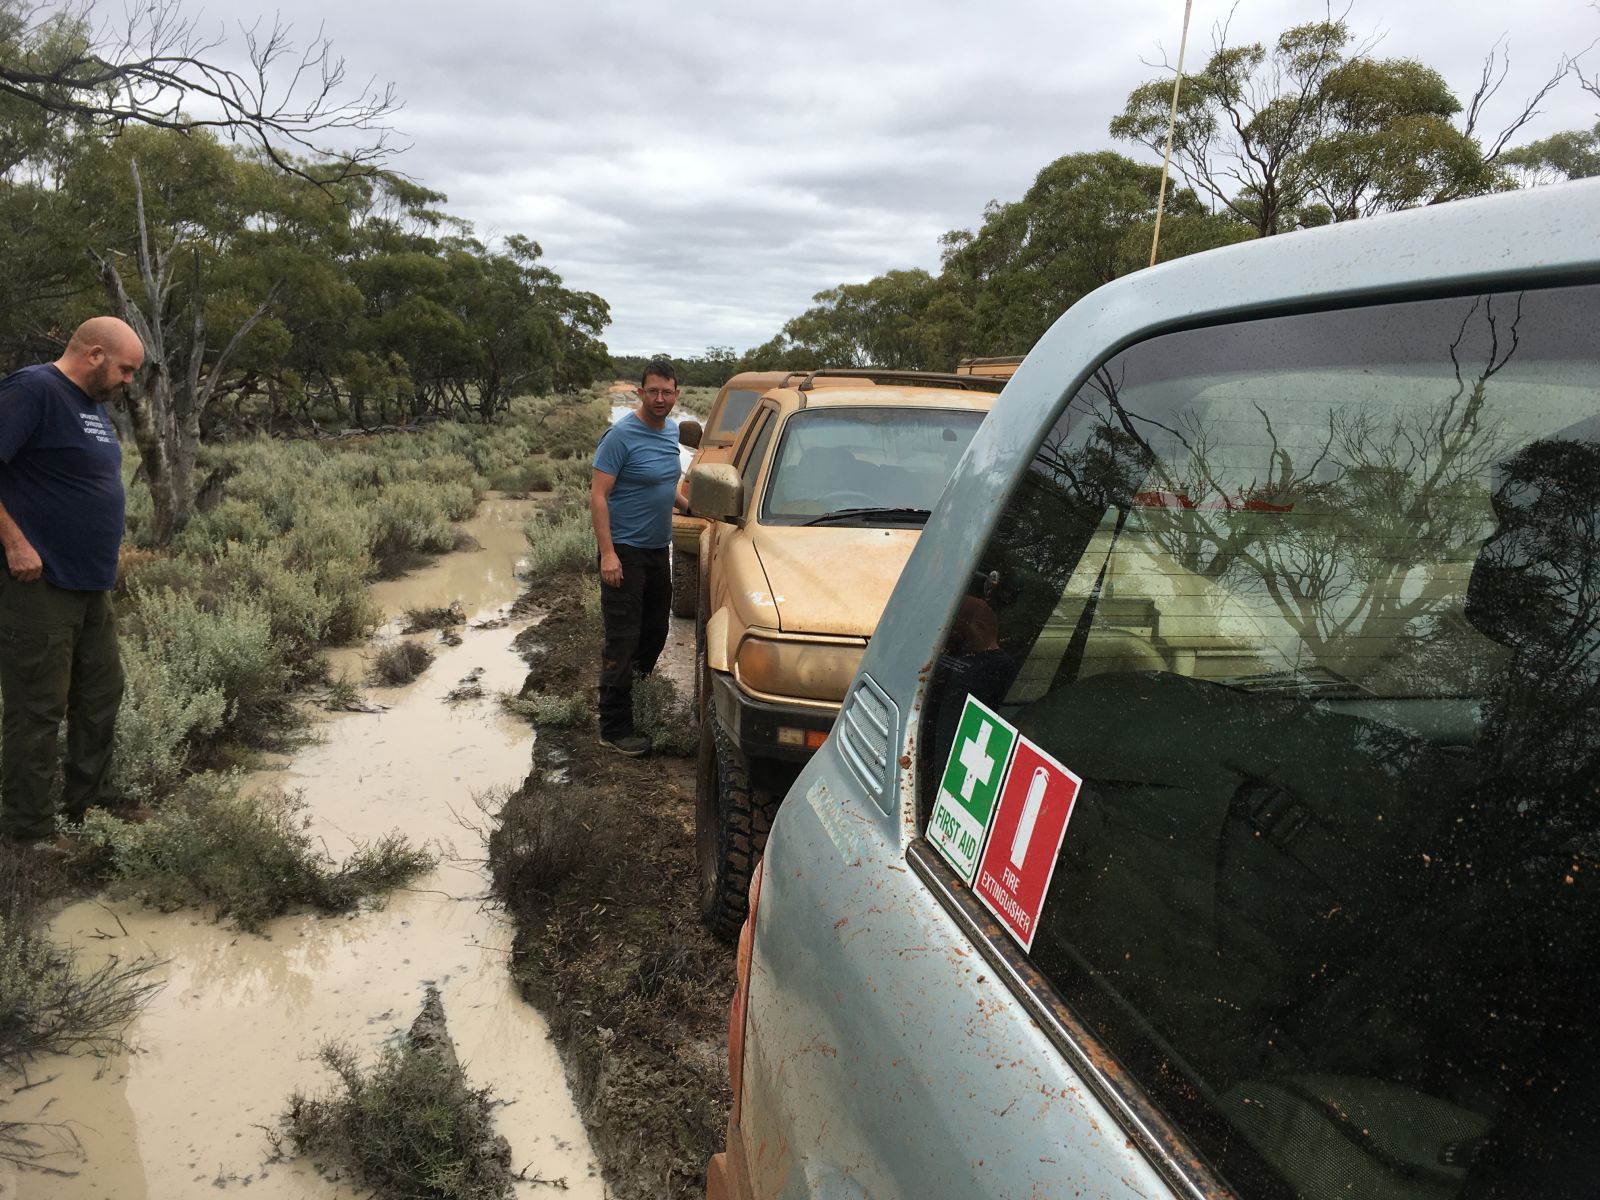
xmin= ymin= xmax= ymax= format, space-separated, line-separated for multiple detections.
xmin=199 ymin=0 xmax=1599 ymax=353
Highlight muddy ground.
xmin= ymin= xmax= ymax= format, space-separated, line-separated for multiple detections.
xmin=495 ymin=571 xmax=734 ymax=1200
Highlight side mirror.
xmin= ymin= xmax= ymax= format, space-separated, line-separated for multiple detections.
xmin=679 ymin=419 xmax=703 ymax=449
xmin=689 ymin=463 xmax=744 ymax=522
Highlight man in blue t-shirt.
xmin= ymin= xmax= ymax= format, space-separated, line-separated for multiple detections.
xmin=589 ymin=359 xmax=687 ymax=756
xmin=0 ymin=316 xmax=144 ymax=849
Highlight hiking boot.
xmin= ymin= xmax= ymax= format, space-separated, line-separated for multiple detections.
xmin=599 ymin=732 xmax=651 ymax=758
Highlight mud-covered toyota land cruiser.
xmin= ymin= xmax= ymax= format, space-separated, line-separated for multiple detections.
xmin=687 ymin=370 xmax=1005 ymax=938
xmin=671 ymin=370 xmax=872 ymax=616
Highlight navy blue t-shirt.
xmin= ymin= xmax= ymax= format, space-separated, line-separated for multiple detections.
xmin=0 ymin=364 xmax=125 ymax=591
xmin=594 ymin=413 xmax=681 ymax=549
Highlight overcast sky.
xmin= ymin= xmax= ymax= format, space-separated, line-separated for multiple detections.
xmin=195 ymin=0 xmax=1598 ymax=355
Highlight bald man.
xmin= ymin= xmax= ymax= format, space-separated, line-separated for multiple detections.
xmin=0 ymin=317 xmax=144 ymax=849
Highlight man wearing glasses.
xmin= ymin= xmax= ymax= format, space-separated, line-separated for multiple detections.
xmin=590 ymin=360 xmax=686 ymax=756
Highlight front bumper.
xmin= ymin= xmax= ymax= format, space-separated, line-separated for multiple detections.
xmin=710 ymin=670 xmax=837 ymax=764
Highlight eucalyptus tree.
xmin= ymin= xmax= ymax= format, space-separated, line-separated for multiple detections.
xmin=1109 ymin=19 xmax=1561 ymax=235
xmin=73 ymin=126 xmax=319 ymax=542
xmin=939 ymin=151 xmax=1249 ymax=354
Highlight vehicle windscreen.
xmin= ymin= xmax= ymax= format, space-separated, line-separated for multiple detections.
xmin=760 ymin=407 xmax=985 ymax=526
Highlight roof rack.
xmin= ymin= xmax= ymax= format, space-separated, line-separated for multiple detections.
xmin=793 ymin=368 xmax=1007 ymax=393
xmin=956 ymin=355 xmax=1025 ymax=366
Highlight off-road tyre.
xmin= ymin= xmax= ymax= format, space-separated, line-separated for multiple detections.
xmin=693 ymin=562 xmax=711 ymax=718
xmin=696 ymin=717 xmax=779 ymax=943
xmin=694 ymin=616 xmax=710 ymax=719
xmin=671 ymin=549 xmax=698 ymax=618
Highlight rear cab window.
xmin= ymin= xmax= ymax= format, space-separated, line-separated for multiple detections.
xmin=918 ymin=284 xmax=1600 ymax=1198
xmin=735 ymin=406 xmax=777 ymax=518
xmin=711 ymin=389 xmax=764 ymax=442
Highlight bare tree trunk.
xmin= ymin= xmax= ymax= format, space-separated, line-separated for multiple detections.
xmin=93 ymin=160 xmax=281 ymax=544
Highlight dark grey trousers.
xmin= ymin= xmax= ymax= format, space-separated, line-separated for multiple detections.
xmin=598 ymin=545 xmax=670 ymax=739
xmin=0 ymin=573 xmax=123 ymax=839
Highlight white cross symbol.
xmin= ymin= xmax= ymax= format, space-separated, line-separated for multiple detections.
xmin=956 ymin=721 xmax=998 ymax=802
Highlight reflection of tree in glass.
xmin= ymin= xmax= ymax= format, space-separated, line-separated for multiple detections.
xmin=1468 ymin=434 xmax=1600 ymax=809
xmin=976 ymin=373 xmax=1157 ymax=653
xmin=1083 ymin=296 xmax=1525 ymax=684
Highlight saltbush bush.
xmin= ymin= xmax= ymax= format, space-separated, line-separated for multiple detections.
xmin=371 ymin=641 xmax=435 ymax=686
xmin=500 ymin=693 xmax=587 ymax=727
xmin=127 ymin=585 xmax=294 ymax=746
xmin=113 ymin=641 xmax=228 ymax=803
xmin=371 ymin=482 xmax=460 ymax=575
xmin=84 ymin=779 xmax=435 ymax=933
xmin=522 ymin=510 xmax=595 ymax=578
xmin=633 ymin=675 xmax=697 ymax=757
xmin=0 ymin=911 xmax=160 ymax=1068
xmin=283 ymin=1033 xmax=511 ymax=1200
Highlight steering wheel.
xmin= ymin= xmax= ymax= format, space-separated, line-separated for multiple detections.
xmin=824 ymin=492 xmax=879 ymax=511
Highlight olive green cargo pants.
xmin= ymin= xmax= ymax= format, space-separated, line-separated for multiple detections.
xmin=0 ymin=573 xmax=123 ymax=841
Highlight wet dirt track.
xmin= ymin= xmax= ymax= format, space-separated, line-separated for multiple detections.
xmin=17 ymin=497 xmax=606 ymax=1199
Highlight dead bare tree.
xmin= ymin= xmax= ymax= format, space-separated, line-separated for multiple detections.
xmin=0 ymin=0 xmax=399 ymax=180
xmin=1571 ymin=8 xmax=1600 ymax=110
xmin=92 ymin=159 xmax=281 ymax=543
xmin=1460 ymin=36 xmax=1579 ymax=165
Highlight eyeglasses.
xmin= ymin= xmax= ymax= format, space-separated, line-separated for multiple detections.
xmin=641 ymin=387 xmax=678 ymax=399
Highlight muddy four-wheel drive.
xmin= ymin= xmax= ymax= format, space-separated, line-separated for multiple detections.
xmin=686 ymin=370 xmax=1004 ymax=939
xmin=671 ymin=370 xmax=875 ymax=617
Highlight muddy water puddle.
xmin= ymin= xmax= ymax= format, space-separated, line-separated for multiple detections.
xmin=20 ymin=497 xmax=604 ymax=1199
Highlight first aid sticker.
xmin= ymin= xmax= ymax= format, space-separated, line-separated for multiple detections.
xmin=928 ymin=696 xmax=1017 ymax=884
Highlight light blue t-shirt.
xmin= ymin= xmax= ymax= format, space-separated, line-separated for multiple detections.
xmin=594 ymin=413 xmax=680 ymax=549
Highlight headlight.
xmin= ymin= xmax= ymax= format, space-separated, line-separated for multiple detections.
xmin=736 ymin=636 xmax=865 ymax=703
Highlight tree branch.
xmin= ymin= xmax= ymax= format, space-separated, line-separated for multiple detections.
xmin=0 ymin=0 xmax=402 ymax=183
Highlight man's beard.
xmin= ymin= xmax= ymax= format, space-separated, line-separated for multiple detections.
xmin=87 ymin=367 xmax=121 ymax=402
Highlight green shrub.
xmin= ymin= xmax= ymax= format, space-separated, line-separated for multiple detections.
xmin=522 ymin=509 xmax=595 ymax=577
xmin=371 ymin=641 xmax=434 ymax=686
xmin=210 ymin=542 xmax=336 ymax=671
xmin=550 ymin=457 xmax=594 ymax=497
xmin=371 ymin=482 xmax=459 ymax=575
xmin=280 ymin=502 xmax=378 ymax=577
xmin=127 ymin=586 xmax=294 ymax=746
xmin=283 ymin=1034 xmax=511 ymax=1200
xmin=633 ymin=674 xmax=697 ymax=757
xmin=485 ymin=462 xmax=553 ymax=493
xmin=486 ymin=780 xmax=615 ymax=901
xmin=314 ymin=557 xmax=382 ymax=645
xmin=579 ymin=577 xmax=602 ymax=622
xmin=118 ymin=551 xmax=203 ymax=595
xmin=84 ymin=779 xmax=435 ymax=933
xmin=411 ymin=454 xmax=487 ymax=506
xmin=113 ymin=640 xmax=229 ymax=803
xmin=500 ymin=693 xmax=587 ymax=727
xmin=174 ymin=497 xmax=282 ymax=556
